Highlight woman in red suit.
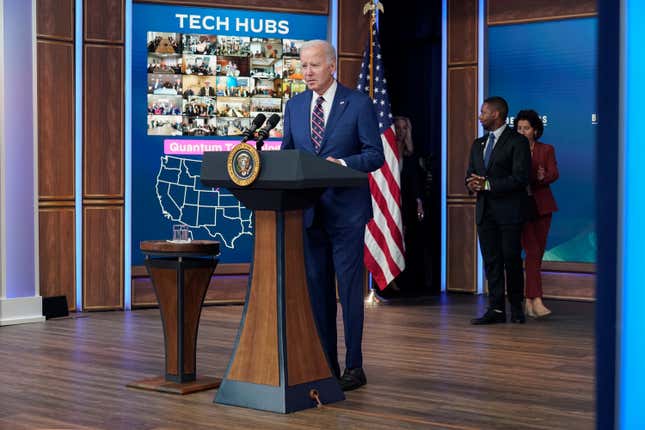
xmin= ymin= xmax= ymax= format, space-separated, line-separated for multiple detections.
xmin=515 ymin=110 xmax=559 ymax=318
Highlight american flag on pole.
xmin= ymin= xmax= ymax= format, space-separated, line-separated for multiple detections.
xmin=357 ymin=22 xmax=405 ymax=290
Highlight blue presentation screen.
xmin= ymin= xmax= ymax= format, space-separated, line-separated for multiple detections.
xmin=131 ymin=4 xmax=327 ymax=266
xmin=488 ymin=18 xmax=597 ymax=263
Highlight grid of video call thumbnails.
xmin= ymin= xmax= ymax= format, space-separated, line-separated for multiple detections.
xmin=147 ymin=33 xmax=308 ymax=138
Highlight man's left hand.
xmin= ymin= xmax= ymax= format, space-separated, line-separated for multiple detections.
xmin=326 ymin=156 xmax=342 ymax=165
xmin=466 ymin=174 xmax=486 ymax=192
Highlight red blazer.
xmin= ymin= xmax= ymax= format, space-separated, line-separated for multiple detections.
xmin=530 ymin=142 xmax=559 ymax=215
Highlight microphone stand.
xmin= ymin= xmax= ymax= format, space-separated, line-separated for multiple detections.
xmin=255 ymin=137 xmax=266 ymax=152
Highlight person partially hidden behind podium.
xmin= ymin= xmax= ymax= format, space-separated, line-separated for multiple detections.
xmin=466 ymin=96 xmax=531 ymax=325
xmin=281 ymin=40 xmax=384 ymax=391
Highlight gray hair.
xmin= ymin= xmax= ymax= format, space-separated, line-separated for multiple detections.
xmin=300 ymin=39 xmax=337 ymax=65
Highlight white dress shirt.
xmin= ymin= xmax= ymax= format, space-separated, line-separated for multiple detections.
xmin=484 ymin=123 xmax=507 ymax=154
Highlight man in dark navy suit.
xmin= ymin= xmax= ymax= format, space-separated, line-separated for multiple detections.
xmin=199 ymin=80 xmax=215 ymax=96
xmin=466 ymin=96 xmax=531 ymax=325
xmin=281 ymin=40 xmax=384 ymax=391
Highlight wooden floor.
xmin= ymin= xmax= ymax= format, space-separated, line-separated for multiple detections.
xmin=0 ymin=295 xmax=595 ymax=430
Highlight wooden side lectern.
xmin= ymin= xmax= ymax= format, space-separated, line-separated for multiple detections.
xmin=200 ymin=149 xmax=367 ymax=413
xmin=128 ymin=240 xmax=220 ymax=395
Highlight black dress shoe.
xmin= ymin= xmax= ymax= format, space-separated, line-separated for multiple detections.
xmin=510 ymin=311 xmax=526 ymax=324
xmin=471 ymin=309 xmax=506 ymax=325
xmin=510 ymin=304 xmax=526 ymax=323
xmin=339 ymin=368 xmax=367 ymax=391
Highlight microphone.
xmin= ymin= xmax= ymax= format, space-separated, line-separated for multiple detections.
xmin=240 ymin=113 xmax=266 ymax=143
xmin=255 ymin=114 xmax=281 ymax=151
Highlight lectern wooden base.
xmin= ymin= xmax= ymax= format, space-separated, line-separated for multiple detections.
xmin=215 ymin=210 xmax=344 ymax=413
xmin=127 ymin=376 xmax=221 ymax=395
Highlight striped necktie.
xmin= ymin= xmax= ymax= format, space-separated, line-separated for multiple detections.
xmin=311 ymin=96 xmax=325 ymax=152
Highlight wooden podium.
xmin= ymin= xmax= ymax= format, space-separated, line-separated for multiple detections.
xmin=128 ymin=240 xmax=220 ymax=395
xmin=200 ymin=149 xmax=367 ymax=413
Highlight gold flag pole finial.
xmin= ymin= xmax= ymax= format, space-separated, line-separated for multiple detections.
xmin=362 ymin=0 xmax=384 ymax=17
xmin=362 ymin=1 xmax=383 ymax=99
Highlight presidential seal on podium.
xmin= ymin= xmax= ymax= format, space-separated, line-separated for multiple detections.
xmin=227 ymin=143 xmax=261 ymax=186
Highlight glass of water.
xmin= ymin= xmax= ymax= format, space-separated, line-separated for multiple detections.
xmin=180 ymin=225 xmax=190 ymax=242
xmin=172 ymin=224 xmax=182 ymax=242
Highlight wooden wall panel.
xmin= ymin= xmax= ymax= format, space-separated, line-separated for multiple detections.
xmin=447 ymin=66 xmax=478 ymax=197
xmin=339 ymin=0 xmax=369 ymax=57
xmin=135 ymin=0 xmax=328 ymax=14
xmin=542 ymin=261 xmax=595 ymax=273
xmin=38 ymin=41 xmax=75 ymax=200
xmin=337 ymin=57 xmax=362 ymax=88
xmin=447 ymin=204 xmax=477 ymax=292
xmin=542 ymin=271 xmax=595 ymax=301
xmin=84 ymin=0 xmax=124 ymax=43
xmin=488 ymin=0 xmax=597 ymax=25
xmin=83 ymin=206 xmax=123 ymax=310
xmin=84 ymin=45 xmax=124 ymax=198
xmin=448 ymin=0 xmax=478 ymax=65
xmin=37 ymin=0 xmax=74 ymax=40
xmin=447 ymin=2 xmax=479 ymax=295
xmin=39 ymin=208 xmax=76 ymax=310
xmin=37 ymin=1 xmax=77 ymax=310
xmin=83 ymin=2 xmax=125 ymax=310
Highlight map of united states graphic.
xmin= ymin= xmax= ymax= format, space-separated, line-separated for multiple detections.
xmin=155 ymin=155 xmax=253 ymax=248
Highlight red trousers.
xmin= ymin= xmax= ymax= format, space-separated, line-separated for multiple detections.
xmin=521 ymin=213 xmax=552 ymax=298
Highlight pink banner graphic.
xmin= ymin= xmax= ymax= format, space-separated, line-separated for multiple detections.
xmin=164 ymin=139 xmax=282 ymax=155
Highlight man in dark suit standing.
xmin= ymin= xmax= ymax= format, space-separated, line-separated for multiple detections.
xmin=199 ymin=80 xmax=215 ymax=96
xmin=466 ymin=96 xmax=531 ymax=324
xmin=281 ymin=40 xmax=384 ymax=391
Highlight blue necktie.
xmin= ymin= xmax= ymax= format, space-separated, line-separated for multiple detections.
xmin=311 ymin=96 xmax=325 ymax=152
xmin=484 ymin=133 xmax=495 ymax=167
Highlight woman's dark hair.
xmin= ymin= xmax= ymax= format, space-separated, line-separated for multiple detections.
xmin=514 ymin=109 xmax=544 ymax=139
